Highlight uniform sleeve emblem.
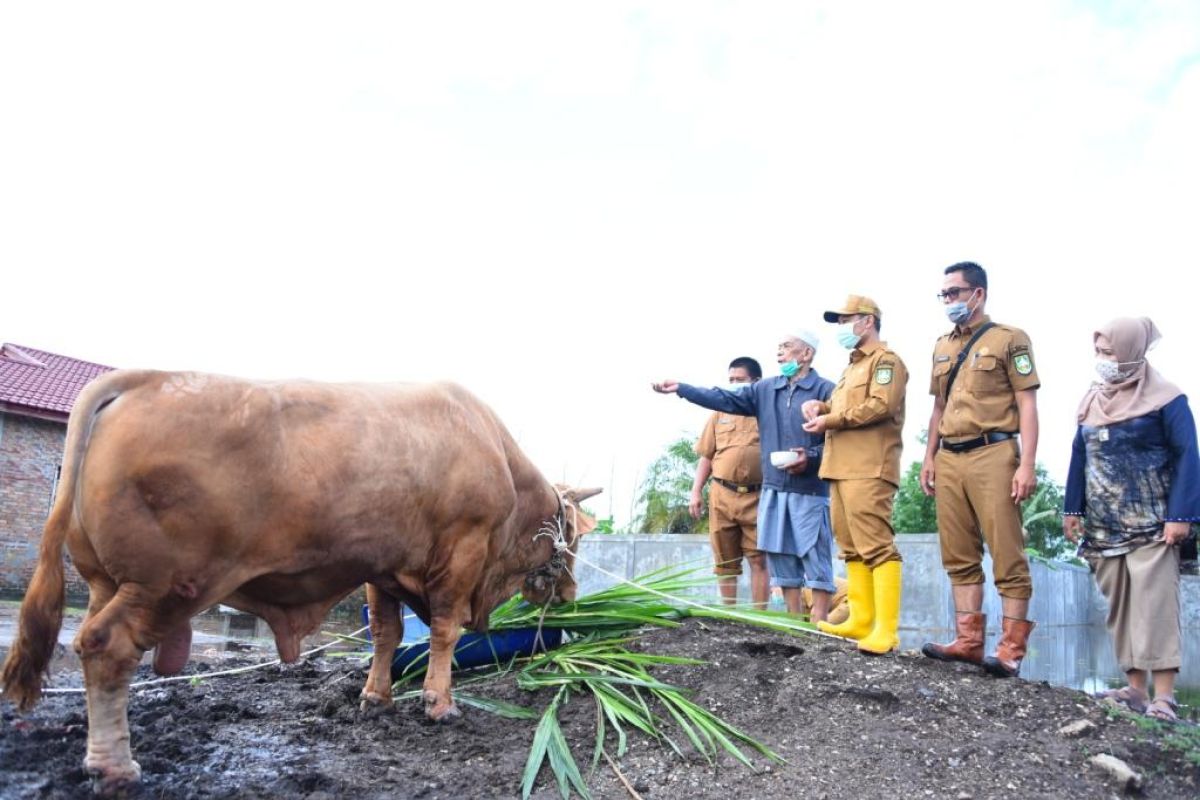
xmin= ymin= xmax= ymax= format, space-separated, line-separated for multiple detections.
xmin=1014 ymin=353 xmax=1033 ymax=375
xmin=875 ymin=366 xmax=894 ymax=385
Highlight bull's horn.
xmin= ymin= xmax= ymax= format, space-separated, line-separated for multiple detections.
xmin=566 ymin=487 xmax=603 ymax=503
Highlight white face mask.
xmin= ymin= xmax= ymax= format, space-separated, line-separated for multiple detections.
xmin=1094 ymin=358 xmax=1142 ymax=383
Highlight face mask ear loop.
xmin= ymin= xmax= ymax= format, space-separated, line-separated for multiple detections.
xmin=965 ymin=288 xmax=981 ymax=317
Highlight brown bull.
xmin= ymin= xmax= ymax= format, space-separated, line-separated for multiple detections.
xmin=1 ymin=370 xmax=598 ymax=795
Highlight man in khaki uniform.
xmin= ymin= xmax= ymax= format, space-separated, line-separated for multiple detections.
xmin=689 ymin=357 xmax=769 ymax=607
xmin=800 ymin=295 xmax=908 ymax=654
xmin=919 ymin=262 xmax=1041 ymax=678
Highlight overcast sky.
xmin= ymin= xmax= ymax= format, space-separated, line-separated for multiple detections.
xmin=3 ymin=2 xmax=1198 ymax=526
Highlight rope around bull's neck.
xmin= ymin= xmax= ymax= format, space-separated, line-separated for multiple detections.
xmin=530 ymin=488 xmax=577 ymax=650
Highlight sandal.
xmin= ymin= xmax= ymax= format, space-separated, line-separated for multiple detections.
xmin=1145 ymin=697 xmax=1179 ymax=722
xmin=1094 ymin=685 xmax=1149 ymax=713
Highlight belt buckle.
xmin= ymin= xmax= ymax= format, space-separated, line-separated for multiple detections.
xmin=737 ymin=485 xmax=749 ymax=494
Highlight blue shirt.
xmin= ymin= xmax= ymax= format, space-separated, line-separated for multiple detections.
xmin=678 ymin=371 xmax=835 ymax=495
xmin=1065 ymin=394 xmax=1200 ymax=550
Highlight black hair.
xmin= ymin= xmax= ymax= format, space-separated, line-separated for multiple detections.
xmin=944 ymin=261 xmax=988 ymax=291
xmin=728 ymin=356 xmax=763 ymax=380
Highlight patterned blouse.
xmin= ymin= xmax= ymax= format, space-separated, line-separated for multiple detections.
xmin=1064 ymin=394 xmax=1200 ymax=556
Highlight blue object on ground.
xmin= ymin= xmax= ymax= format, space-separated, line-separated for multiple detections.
xmin=390 ymin=627 xmax=564 ymax=678
xmin=359 ymin=605 xmax=564 ymax=678
xmin=360 ymin=605 xmax=430 ymax=643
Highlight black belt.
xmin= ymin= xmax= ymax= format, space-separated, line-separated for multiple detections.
xmin=940 ymin=431 xmax=1018 ymax=454
xmin=713 ymin=477 xmax=761 ymax=494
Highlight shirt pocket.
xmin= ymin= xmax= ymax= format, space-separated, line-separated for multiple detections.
xmin=849 ymin=372 xmax=872 ymax=404
xmin=932 ymin=360 xmax=952 ymax=397
xmin=716 ymin=417 xmax=758 ymax=448
xmin=967 ymin=354 xmax=1007 ymax=395
xmin=832 ymin=372 xmax=869 ymax=414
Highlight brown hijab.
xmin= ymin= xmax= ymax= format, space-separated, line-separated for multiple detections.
xmin=1077 ymin=317 xmax=1182 ymax=426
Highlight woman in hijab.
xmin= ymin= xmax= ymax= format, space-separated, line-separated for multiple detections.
xmin=1064 ymin=317 xmax=1199 ymax=722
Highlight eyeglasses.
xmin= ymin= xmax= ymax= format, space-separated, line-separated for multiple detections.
xmin=936 ymin=286 xmax=976 ymax=302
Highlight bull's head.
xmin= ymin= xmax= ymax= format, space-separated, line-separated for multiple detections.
xmin=522 ymin=485 xmax=602 ymax=605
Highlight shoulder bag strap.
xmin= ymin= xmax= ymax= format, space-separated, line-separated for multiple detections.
xmin=944 ymin=322 xmax=996 ymax=401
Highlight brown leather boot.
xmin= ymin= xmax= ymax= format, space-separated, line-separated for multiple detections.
xmin=921 ymin=611 xmax=985 ymax=665
xmin=981 ymin=617 xmax=1036 ymax=678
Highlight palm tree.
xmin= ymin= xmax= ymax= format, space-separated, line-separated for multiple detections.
xmin=1021 ymin=466 xmax=1071 ymax=559
xmin=632 ymin=436 xmax=708 ymax=534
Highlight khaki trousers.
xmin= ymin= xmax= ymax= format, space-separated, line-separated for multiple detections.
xmin=708 ymin=483 xmax=761 ymax=576
xmin=1090 ymin=541 xmax=1182 ymax=673
xmin=829 ymin=478 xmax=901 ymax=568
xmin=934 ymin=439 xmax=1032 ymax=599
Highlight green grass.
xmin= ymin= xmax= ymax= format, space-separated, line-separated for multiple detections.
xmin=1102 ymin=703 xmax=1200 ymax=767
xmin=382 ymin=563 xmax=807 ymax=799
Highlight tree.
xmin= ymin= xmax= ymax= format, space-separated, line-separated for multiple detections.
xmin=631 ymin=435 xmax=708 ymax=534
xmin=892 ymin=460 xmax=937 ymax=533
xmin=893 ymin=429 xmax=937 ymax=533
xmin=1020 ymin=465 xmax=1070 ymax=559
xmin=581 ymin=505 xmax=616 ymax=534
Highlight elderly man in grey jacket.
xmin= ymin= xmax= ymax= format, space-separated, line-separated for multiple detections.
xmin=652 ymin=331 xmax=837 ymax=621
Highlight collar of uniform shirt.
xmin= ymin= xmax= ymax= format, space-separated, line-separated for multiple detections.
xmin=952 ymin=313 xmax=993 ymax=338
xmin=849 ymin=339 xmax=884 ymax=362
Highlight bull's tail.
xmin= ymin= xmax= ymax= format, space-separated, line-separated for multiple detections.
xmin=0 ymin=510 xmax=68 ymax=710
xmin=1 ymin=369 xmax=156 ymax=710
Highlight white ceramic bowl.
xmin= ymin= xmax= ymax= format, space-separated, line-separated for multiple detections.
xmin=769 ymin=450 xmax=801 ymax=469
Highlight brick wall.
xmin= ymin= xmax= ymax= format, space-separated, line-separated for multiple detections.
xmin=0 ymin=412 xmax=88 ymax=599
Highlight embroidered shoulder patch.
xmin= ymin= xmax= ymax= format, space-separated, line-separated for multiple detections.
xmin=875 ymin=366 xmax=894 ymax=385
xmin=1014 ymin=353 xmax=1033 ymax=376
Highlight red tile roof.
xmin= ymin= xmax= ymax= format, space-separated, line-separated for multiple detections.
xmin=0 ymin=343 xmax=116 ymax=419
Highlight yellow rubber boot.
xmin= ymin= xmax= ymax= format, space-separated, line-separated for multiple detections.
xmin=817 ymin=561 xmax=874 ymax=640
xmin=857 ymin=560 xmax=902 ymax=655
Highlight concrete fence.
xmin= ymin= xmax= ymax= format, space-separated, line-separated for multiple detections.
xmin=576 ymin=532 xmax=1200 ymax=690
xmin=577 ymin=532 xmax=1200 ymax=631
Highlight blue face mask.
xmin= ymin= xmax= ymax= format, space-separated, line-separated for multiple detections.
xmin=779 ymin=360 xmax=799 ymax=378
xmin=945 ymin=289 xmax=979 ymax=325
xmin=835 ymin=321 xmax=861 ymax=350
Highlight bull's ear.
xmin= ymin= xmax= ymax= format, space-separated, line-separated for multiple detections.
xmin=574 ymin=514 xmax=597 ymax=537
xmin=566 ymin=487 xmax=603 ymax=504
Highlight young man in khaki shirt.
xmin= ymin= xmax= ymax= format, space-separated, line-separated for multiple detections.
xmin=919 ymin=262 xmax=1041 ymax=678
xmin=801 ymin=295 xmax=908 ymax=654
xmin=689 ymin=357 xmax=769 ymax=607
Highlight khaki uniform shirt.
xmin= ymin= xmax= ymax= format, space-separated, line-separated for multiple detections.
xmin=929 ymin=315 xmax=1041 ymax=439
xmin=696 ymin=412 xmax=762 ymax=485
xmin=815 ymin=340 xmax=907 ymax=485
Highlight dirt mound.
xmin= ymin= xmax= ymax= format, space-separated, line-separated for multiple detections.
xmin=3 ymin=619 xmax=1197 ymax=799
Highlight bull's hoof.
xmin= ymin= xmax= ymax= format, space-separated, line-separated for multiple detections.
xmin=422 ymin=690 xmax=461 ymax=723
xmin=359 ymin=690 xmax=393 ymax=715
xmin=85 ymin=758 xmax=141 ymax=796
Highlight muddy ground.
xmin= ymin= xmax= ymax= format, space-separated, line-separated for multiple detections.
xmin=2 ymin=619 xmax=1197 ymax=799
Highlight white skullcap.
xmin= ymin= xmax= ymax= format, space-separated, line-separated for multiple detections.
xmin=786 ymin=329 xmax=820 ymax=351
